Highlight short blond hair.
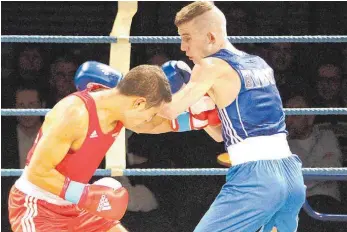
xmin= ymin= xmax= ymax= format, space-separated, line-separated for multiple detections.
xmin=175 ymin=1 xmax=215 ymax=26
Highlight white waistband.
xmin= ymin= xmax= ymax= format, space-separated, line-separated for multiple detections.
xmin=227 ymin=133 xmax=292 ymax=166
xmin=15 ymin=168 xmax=73 ymax=206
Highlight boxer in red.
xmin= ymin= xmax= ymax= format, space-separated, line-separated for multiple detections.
xmin=8 ymin=62 xmax=172 ymax=232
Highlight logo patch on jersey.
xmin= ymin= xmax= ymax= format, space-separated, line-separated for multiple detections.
xmin=90 ymin=130 xmax=98 ymax=138
xmin=243 ymin=71 xmax=254 ymax=89
xmin=241 ymin=68 xmax=275 ymax=89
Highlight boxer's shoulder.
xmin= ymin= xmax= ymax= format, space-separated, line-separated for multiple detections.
xmin=43 ymin=95 xmax=89 ymax=136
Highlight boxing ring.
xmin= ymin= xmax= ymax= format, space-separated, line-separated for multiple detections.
xmin=2 ymin=2 xmax=347 ymax=228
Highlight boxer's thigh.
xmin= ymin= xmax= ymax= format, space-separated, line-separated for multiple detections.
xmin=9 ymin=187 xmax=74 ymax=232
xmin=260 ymin=155 xmax=306 ymax=232
xmin=194 ymin=161 xmax=287 ymax=232
xmin=74 ymin=209 xmax=119 ymax=232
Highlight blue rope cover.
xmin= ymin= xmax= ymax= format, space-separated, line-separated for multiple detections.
xmin=2 ymin=108 xmax=347 ymax=116
xmin=2 ymin=35 xmax=347 ymax=44
xmin=2 ymin=168 xmax=347 ymax=180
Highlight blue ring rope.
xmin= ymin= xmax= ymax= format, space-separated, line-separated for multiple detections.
xmin=2 ymin=168 xmax=347 ymax=180
xmin=2 ymin=35 xmax=347 ymax=44
xmin=2 ymin=108 xmax=347 ymax=116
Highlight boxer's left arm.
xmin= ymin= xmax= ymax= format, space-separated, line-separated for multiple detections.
xmin=160 ymin=57 xmax=229 ymax=120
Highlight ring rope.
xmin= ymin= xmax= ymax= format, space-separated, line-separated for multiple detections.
xmin=2 ymin=108 xmax=347 ymax=116
xmin=2 ymin=35 xmax=347 ymax=44
xmin=2 ymin=168 xmax=347 ymax=177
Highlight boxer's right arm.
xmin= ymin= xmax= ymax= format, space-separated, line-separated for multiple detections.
xmin=132 ymin=115 xmax=173 ymax=134
xmin=27 ymin=97 xmax=128 ymax=220
xmin=26 ymin=97 xmax=82 ymax=195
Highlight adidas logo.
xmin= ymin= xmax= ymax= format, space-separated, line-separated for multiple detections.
xmin=89 ymin=130 xmax=98 ymax=138
xmin=97 ymin=195 xmax=111 ymax=212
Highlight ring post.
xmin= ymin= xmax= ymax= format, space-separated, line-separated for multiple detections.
xmin=106 ymin=1 xmax=138 ymax=176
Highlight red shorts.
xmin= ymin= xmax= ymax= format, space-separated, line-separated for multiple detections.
xmin=8 ymin=186 xmax=119 ymax=232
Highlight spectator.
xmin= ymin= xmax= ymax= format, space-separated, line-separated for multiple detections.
xmin=314 ymin=63 xmax=343 ymax=108
xmin=147 ymin=52 xmax=169 ymax=66
xmin=15 ymin=84 xmax=45 ymax=168
xmin=17 ymin=45 xmax=47 ymax=82
xmin=145 ymin=46 xmax=170 ymax=66
xmin=312 ymin=61 xmax=347 ymax=176
xmin=312 ymin=62 xmax=347 ymax=138
xmin=48 ymin=57 xmax=78 ymax=105
xmin=2 ymin=83 xmax=45 ymax=169
xmin=266 ymin=43 xmax=302 ymax=93
xmin=3 ymin=45 xmax=49 ymax=108
xmin=285 ymin=95 xmax=346 ymax=232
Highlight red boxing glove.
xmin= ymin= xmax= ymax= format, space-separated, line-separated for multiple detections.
xmin=60 ymin=178 xmax=129 ymax=221
xmin=189 ymin=95 xmax=221 ymax=127
xmin=171 ymin=95 xmax=221 ymax=132
xmin=78 ymin=184 xmax=128 ymax=220
xmin=207 ymin=108 xmax=221 ymax=126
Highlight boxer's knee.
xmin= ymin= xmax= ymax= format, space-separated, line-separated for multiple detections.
xmin=93 ymin=177 xmax=122 ymax=190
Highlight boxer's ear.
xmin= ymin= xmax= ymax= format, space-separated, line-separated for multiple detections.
xmin=207 ymin=32 xmax=216 ymax=44
xmin=133 ymin=97 xmax=147 ymax=111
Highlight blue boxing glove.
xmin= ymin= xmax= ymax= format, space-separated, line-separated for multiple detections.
xmin=74 ymin=61 xmax=123 ymax=91
xmin=161 ymin=60 xmax=191 ymax=94
xmin=162 ymin=61 xmax=221 ymax=132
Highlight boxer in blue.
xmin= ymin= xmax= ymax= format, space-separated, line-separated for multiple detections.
xmin=156 ymin=2 xmax=306 ymax=232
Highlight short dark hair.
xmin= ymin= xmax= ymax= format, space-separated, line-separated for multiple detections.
xmin=117 ymin=65 xmax=172 ymax=107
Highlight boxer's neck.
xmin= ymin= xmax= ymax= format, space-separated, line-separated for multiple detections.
xmin=90 ymin=88 xmax=125 ymax=124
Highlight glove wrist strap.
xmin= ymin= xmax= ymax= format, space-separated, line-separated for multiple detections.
xmin=60 ymin=177 xmax=85 ymax=204
xmin=174 ymin=112 xmax=192 ymax=132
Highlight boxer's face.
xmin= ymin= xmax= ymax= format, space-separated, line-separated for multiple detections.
xmin=178 ymin=21 xmax=210 ymax=64
xmin=122 ymin=98 xmax=162 ymax=130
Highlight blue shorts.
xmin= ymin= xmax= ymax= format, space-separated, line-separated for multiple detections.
xmin=194 ymin=155 xmax=306 ymax=232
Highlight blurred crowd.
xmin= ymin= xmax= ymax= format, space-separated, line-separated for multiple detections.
xmin=2 ymin=2 xmax=347 ymax=231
